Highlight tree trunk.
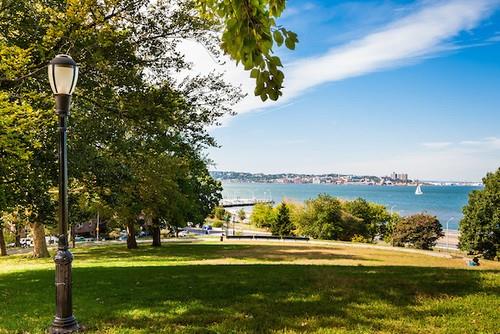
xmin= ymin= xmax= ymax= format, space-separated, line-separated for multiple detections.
xmin=30 ymin=222 xmax=50 ymax=258
xmin=0 ymin=227 xmax=7 ymax=256
xmin=151 ymin=218 xmax=161 ymax=247
xmin=126 ymin=221 xmax=138 ymax=249
xmin=71 ymin=225 xmax=76 ymax=248
xmin=14 ymin=224 xmax=21 ymax=247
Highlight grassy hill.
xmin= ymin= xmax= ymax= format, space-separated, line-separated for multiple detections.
xmin=0 ymin=241 xmax=499 ymax=333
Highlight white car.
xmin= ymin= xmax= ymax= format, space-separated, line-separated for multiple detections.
xmin=20 ymin=238 xmax=33 ymax=248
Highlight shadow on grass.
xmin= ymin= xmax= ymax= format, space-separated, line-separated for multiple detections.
xmin=1 ymin=263 xmax=499 ymax=333
xmin=73 ymin=243 xmax=374 ymax=263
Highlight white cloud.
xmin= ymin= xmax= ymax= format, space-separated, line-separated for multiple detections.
xmin=353 ymin=137 xmax=500 ymax=180
xmin=459 ymin=137 xmax=500 ymax=150
xmin=180 ymin=0 xmax=499 ymax=121
xmin=421 ymin=141 xmax=453 ymax=149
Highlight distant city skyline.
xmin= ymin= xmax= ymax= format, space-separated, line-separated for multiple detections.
xmin=210 ymin=170 xmax=481 ymax=184
xmin=185 ymin=0 xmax=500 ymax=182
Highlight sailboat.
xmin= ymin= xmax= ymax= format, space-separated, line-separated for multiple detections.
xmin=415 ymin=183 xmax=423 ymax=195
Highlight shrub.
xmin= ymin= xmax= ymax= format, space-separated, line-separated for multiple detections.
xmin=250 ymin=203 xmax=275 ymax=228
xmin=392 ymin=213 xmax=444 ymax=250
xmin=213 ymin=206 xmax=227 ymax=221
xmin=237 ymin=208 xmax=246 ymax=222
xmin=211 ymin=220 xmax=224 ymax=228
xmin=351 ymin=234 xmax=370 ymax=243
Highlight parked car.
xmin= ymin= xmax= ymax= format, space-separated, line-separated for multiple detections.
xmin=7 ymin=242 xmax=16 ymax=248
xmin=118 ymin=235 xmax=127 ymax=241
xmin=46 ymin=236 xmax=59 ymax=245
xmin=20 ymin=238 xmax=33 ymax=248
xmin=84 ymin=237 xmax=95 ymax=242
xmin=74 ymin=236 xmax=85 ymax=242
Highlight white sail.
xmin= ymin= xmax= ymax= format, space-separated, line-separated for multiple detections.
xmin=415 ymin=184 xmax=423 ymax=195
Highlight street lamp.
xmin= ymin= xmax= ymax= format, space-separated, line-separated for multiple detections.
xmin=48 ymin=54 xmax=80 ymax=334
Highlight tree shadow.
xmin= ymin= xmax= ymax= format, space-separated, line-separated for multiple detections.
xmin=72 ymin=243 xmax=373 ymax=263
xmin=0 ymin=264 xmax=498 ymax=333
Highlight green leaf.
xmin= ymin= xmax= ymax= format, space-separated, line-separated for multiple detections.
xmin=250 ymin=68 xmax=259 ymax=78
xmin=273 ymin=30 xmax=283 ymax=46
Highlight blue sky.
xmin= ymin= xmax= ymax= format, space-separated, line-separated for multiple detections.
xmin=188 ymin=0 xmax=500 ymax=181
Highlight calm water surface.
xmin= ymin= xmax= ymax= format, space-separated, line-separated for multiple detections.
xmin=221 ymin=183 xmax=482 ymax=231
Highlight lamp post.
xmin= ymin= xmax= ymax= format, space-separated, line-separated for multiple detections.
xmin=48 ymin=54 xmax=80 ymax=334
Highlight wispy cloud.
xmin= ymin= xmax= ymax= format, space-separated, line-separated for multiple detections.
xmin=423 ymin=137 xmax=500 ymax=151
xmin=181 ymin=0 xmax=499 ymax=123
xmin=459 ymin=136 xmax=500 ymax=150
xmin=271 ymin=0 xmax=499 ymax=109
xmin=333 ymin=136 xmax=500 ymax=181
xmin=421 ymin=142 xmax=453 ymax=149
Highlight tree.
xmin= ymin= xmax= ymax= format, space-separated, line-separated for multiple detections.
xmin=392 ymin=213 xmax=444 ymax=250
xmin=293 ymin=194 xmax=363 ymax=241
xmin=0 ymin=218 xmax=6 ymax=256
xmin=250 ymin=203 xmax=275 ymax=228
xmin=271 ymin=203 xmax=293 ymax=237
xmin=213 ymin=206 xmax=227 ymax=221
xmin=383 ymin=213 xmax=402 ymax=245
xmin=1 ymin=0 xmax=294 ymax=254
xmin=343 ymin=198 xmax=391 ymax=242
xmin=459 ymin=168 xmax=500 ymax=260
xmin=237 ymin=208 xmax=246 ymax=222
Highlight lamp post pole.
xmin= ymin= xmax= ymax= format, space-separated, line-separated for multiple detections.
xmin=48 ymin=55 xmax=80 ymax=334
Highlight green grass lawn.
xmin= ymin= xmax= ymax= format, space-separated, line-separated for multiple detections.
xmin=0 ymin=241 xmax=499 ymax=333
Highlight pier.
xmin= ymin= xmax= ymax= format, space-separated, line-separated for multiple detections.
xmin=220 ymin=198 xmax=275 ymax=207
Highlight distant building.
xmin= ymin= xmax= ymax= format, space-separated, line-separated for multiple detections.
xmin=389 ymin=172 xmax=409 ymax=182
xmin=74 ymin=219 xmax=107 ymax=238
xmin=398 ymin=173 xmax=408 ymax=182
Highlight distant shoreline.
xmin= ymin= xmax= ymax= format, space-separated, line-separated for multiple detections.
xmin=221 ymin=181 xmax=482 ymax=187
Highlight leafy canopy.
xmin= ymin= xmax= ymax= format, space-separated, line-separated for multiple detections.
xmin=196 ymin=0 xmax=298 ymax=101
xmin=459 ymin=168 xmax=500 ymax=260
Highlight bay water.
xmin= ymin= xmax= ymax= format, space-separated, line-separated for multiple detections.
xmin=221 ymin=183 xmax=482 ymax=231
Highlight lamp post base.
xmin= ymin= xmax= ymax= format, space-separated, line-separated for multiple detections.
xmin=49 ymin=316 xmax=80 ymax=333
xmin=50 ymin=247 xmax=79 ymax=333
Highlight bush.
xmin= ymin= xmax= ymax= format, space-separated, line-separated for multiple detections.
xmin=211 ymin=220 xmax=224 ymax=228
xmin=237 ymin=208 xmax=246 ymax=222
xmin=459 ymin=168 xmax=500 ymax=260
xmin=392 ymin=213 xmax=444 ymax=250
xmin=250 ymin=203 xmax=275 ymax=228
xmin=213 ymin=206 xmax=227 ymax=221
xmin=351 ymin=234 xmax=370 ymax=243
